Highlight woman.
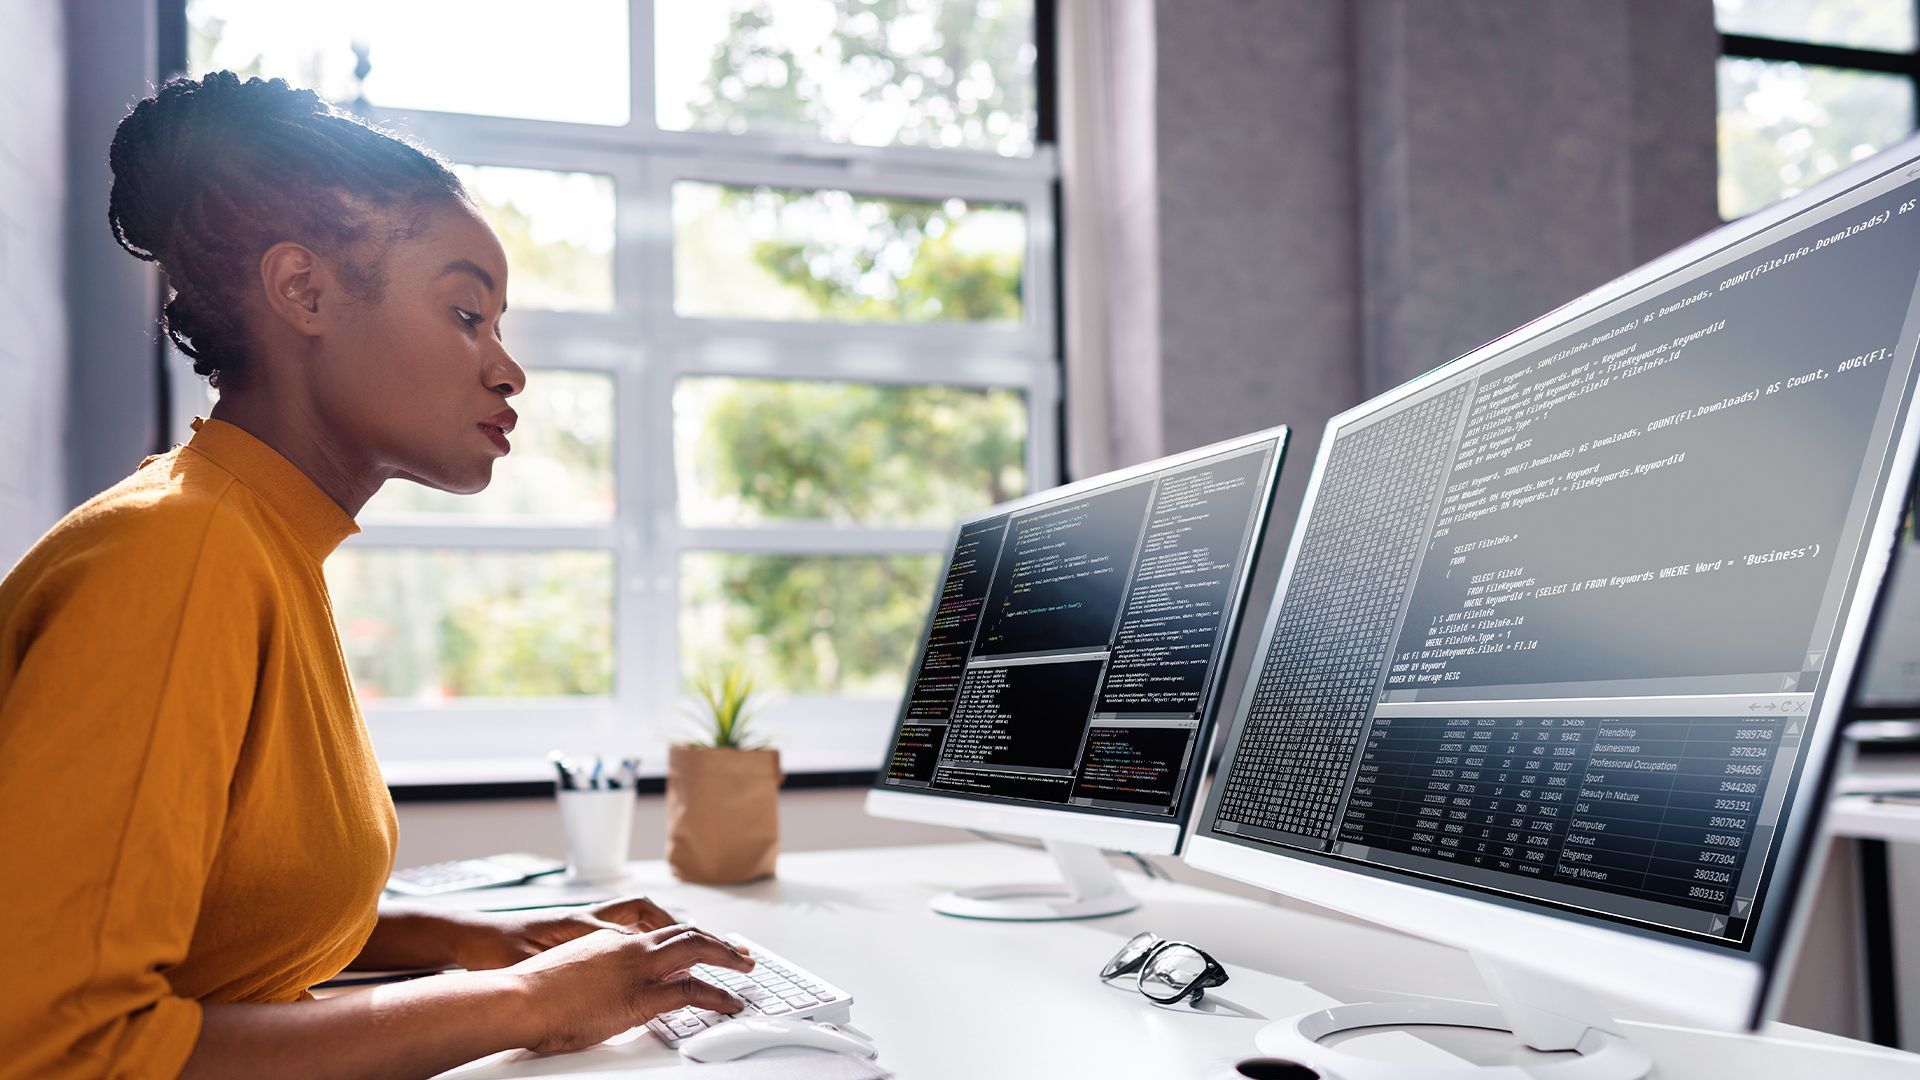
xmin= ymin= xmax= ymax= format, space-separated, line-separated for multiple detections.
xmin=0 ymin=72 xmax=750 ymax=1078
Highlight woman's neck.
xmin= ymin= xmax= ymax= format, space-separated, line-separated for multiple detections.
xmin=208 ymin=392 xmax=381 ymax=518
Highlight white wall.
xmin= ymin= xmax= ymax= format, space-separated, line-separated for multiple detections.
xmin=64 ymin=0 xmax=162 ymax=511
xmin=0 ymin=0 xmax=69 ymax=565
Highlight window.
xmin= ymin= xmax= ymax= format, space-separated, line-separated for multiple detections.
xmin=175 ymin=0 xmax=1058 ymax=783
xmin=1716 ymin=0 xmax=1920 ymax=218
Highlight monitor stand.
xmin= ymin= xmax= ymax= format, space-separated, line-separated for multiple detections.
xmin=928 ymin=839 xmax=1139 ymax=920
xmin=1254 ymin=953 xmax=1652 ymax=1079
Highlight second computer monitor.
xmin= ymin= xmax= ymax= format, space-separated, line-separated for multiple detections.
xmin=1187 ymin=136 xmax=1920 ymax=1058
xmin=867 ymin=428 xmax=1287 ymax=917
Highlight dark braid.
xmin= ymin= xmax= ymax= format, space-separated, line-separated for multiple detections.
xmin=107 ymin=72 xmax=467 ymax=387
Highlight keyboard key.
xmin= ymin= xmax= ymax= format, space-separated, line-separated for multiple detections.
xmin=641 ymin=934 xmax=853 ymax=1049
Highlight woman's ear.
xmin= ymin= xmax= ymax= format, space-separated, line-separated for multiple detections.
xmin=258 ymin=241 xmax=326 ymax=338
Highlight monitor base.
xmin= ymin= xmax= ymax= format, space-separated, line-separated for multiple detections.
xmin=1253 ymin=955 xmax=1652 ymax=1079
xmin=929 ymin=839 xmax=1139 ymax=921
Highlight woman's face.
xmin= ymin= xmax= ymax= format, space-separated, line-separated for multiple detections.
xmin=309 ymin=198 xmax=524 ymax=496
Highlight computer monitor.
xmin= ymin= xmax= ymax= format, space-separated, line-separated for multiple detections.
xmin=1854 ymin=511 xmax=1920 ymax=711
xmin=867 ymin=427 xmax=1288 ymax=920
xmin=1186 ymin=136 xmax=1920 ymax=1078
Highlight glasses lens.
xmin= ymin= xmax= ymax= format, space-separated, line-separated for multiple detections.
xmin=1103 ymin=932 xmax=1160 ymax=979
xmin=1140 ymin=944 xmax=1209 ymax=1003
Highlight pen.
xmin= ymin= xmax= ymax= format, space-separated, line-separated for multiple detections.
xmin=549 ymin=750 xmax=578 ymax=791
xmin=589 ymin=754 xmax=605 ymax=789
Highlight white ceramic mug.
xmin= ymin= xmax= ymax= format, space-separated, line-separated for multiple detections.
xmin=556 ymin=788 xmax=635 ymax=883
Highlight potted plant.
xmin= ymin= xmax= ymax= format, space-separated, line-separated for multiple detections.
xmin=665 ymin=663 xmax=782 ymax=883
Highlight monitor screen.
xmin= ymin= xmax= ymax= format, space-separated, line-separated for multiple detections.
xmin=1197 ymin=153 xmax=1920 ymax=952
xmin=1854 ymin=518 xmax=1920 ymax=708
xmin=878 ymin=431 xmax=1287 ymax=823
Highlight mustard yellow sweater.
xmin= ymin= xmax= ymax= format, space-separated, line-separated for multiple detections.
xmin=0 ymin=418 xmax=397 ymax=1078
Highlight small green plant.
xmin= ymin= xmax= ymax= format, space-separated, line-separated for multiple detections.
xmin=680 ymin=663 xmax=766 ymax=750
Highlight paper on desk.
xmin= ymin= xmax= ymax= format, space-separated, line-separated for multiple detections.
xmin=401 ymin=881 xmax=620 ymax=912
xmin=532 ymin=1052 xmax=889 ymax=1079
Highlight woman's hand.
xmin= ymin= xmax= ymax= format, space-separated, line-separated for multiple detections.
xmin=451 ymin=896 xmax=683 ymax=971
xmin=509 ymin=924 xmax=754 ymax=1054
xmin=188 ymin=923 xmax=755 ymax=1077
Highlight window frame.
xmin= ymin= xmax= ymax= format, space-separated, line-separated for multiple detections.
xmin=164 ymin=0 xmax=1063 ymax=785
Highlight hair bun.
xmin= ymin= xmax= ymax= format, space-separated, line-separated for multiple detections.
xmin=107 ymin=72 xmax=328 ymax=264
xmin=103 ymin=69 xmax=463 ymax=387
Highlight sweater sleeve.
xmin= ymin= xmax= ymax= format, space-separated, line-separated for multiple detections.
xmin=0 ymin=495 xmax=269 ymax=1079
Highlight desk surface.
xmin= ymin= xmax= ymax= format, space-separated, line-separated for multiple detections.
xmin=429 ymin=843 xmax=1918 ymax=1079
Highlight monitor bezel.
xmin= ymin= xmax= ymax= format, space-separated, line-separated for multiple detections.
xmin=1187 ymin=135 xmax=1920 ymax=1032
xmin=867 ymin=424 xmax=1292 ymax=853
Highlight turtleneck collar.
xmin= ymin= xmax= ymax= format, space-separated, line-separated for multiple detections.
xmin=182 ymin=417 xmax=360 ymax=561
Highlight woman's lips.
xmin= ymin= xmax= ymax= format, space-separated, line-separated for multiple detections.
xmin=478 ymin=408 xmax=517 ymax=454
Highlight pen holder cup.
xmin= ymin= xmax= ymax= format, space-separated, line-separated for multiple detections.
xmin=556 ymin=788 xmax=634 ymax=884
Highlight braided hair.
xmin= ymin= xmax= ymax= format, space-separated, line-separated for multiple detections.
xmin=108 ymin=71 xmax=468 ymax=387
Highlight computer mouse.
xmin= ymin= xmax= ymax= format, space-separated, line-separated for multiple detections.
xmin=678 ymin=1018 xmax=878 ymax=1064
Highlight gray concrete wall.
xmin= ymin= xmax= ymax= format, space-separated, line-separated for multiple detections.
xmin=1154 ymin=0 xmax=1719 ymax=483
xmin=0 ymin=0 xmax=70 ymax=566
xmin=1156 ymin=0 xmax=1364 ymax=550
xmin=1357 ymin=0 xmax=1719 ymax=395
xmin=63 ymin=0 xmax=162 ymax=515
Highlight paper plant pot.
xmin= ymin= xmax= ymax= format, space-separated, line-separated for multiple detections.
xmin=665 ymin=745 xmax=782 ymax=884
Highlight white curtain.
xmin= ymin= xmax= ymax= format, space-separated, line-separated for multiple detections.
xmin=1058 ymin=0 xmax=1161 ymax=479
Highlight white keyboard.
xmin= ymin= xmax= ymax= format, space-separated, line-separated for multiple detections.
xmin=385 ymin=853 xmax=565 ymax=896
xmin=644 ymin=934 xmax=853 ymax=1048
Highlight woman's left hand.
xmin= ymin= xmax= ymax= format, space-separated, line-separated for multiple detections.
xmin=452 ymin=897 xmax=682 ymax=970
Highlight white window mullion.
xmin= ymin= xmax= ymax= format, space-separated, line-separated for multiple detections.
xmin=630 ymin=0 xmax=657 ymax=138
xmin=615 ymin=346 xmax=664 ymax=748
xmin=636 ymin=350 xmax=682 ymax=731
xmin=632 ymin=131 xmax=681 ymax=734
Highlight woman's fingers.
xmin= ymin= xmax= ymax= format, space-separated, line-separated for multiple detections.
xmin=594 ymin=896 xmax=676 ymax=931
xmin=668 ymin=972 xmax=748 ymax=1014
xmin=637 ymin=925 xmax=755 ymax=974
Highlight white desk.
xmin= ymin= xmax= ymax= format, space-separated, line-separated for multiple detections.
xmin=424 ymin=843 xmax=1919 ymax=1079
xmin=1829 ymin=794 xmax=1920 ymax=844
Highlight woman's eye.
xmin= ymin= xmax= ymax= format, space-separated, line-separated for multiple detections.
xmin=454 ymin=308 xmax=481 ymax=328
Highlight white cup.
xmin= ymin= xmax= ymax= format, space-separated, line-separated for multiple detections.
xmin=557 ymin=788 xmax=635 ymax=883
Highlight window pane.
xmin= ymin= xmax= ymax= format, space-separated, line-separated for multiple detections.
xmin=680 ymin=553 xmax=940 ymax=696
xmin=363 ymin=371 xmax=615 ymax=522
xmin=1720 ymin=59 xmax=1912 ymax=220
xmin=1714 ymin=0 xmax=1916 ymax=52
xmin=673 ymin=182 xmax=1025 ymax=323
xmin=454 ymin=166 xmax=615 ymax=313
xmin=1717 ymin=58 xmax=1916 ymax=218
xmin=329 ymin=549 xmax=614 ymax=701
xmin=187 ymin=0 xmax=630 ymax=125
xmin=656 ymin=0 xmax=1037 ymax=156
xmin=675 ymin=378 xmax=1026 ymax=525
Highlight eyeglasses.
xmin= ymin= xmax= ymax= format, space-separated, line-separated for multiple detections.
xmin=1100 ymin=931 xmax=1229 ymax=1006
